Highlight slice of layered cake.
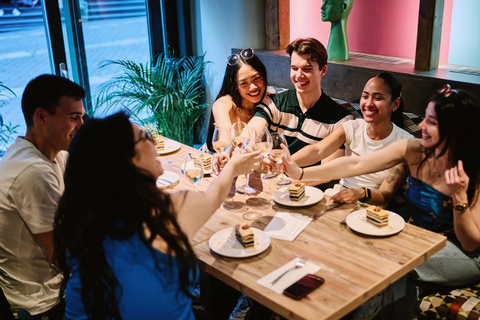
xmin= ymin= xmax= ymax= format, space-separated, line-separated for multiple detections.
xmin=366 ymin=205 xmax=389 ymax=227
xmin=289 ymin=182 xmax=306 ymax=201
xmin=156 ymin=135 xmax=165 ymax=151
xmin=235 ymin=223 xmax=254 ymax=248
xmin=193 ymin=153 xmax=212 ymax=171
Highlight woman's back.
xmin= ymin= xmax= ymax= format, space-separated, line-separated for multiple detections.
xmin=65 ymin=233 xmax=195 ymax=320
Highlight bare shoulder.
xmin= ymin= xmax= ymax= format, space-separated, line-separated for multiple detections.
xmin=212 ymin=95 xmax=234 ymax=112
xmin=404 ymin=138 xmax=424 ymax=164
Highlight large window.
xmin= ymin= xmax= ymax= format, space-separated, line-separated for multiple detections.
xmin=0 ymin=0 xmax=150 ymax=152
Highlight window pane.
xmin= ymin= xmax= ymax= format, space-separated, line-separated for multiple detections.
xmin=74 ymin=0 xmax=149 ymax=115
xmin=0 ymin=1 xmax=50 ymax=152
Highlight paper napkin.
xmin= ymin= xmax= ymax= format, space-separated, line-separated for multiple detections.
xmin=264 ymin=212 xmax=311 ymax=241
xmin=257 ymin=258 xmax=321 ymax=294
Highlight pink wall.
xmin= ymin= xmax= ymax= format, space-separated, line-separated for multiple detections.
xmin=290 ymin=0 xmax=452 ymax=63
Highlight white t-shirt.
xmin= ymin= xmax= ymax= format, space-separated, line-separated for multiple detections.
xmin=0 ymin=137 xmax=67 ymax=315
xmin=340 ymin=119 xmax=413 ymax=189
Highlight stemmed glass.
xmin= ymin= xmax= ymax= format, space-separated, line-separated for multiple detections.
xmin=271 ymin=132 xmax=291 ymax=186
xmin=253 ymin=128 xmax=274 ymax=179
xmin=231 ymin=122 xmax=255 ymax=194
xmin=184 ymin=156 xmax=204 ymax=191
xmin=211 ymin=124 xmax=231 ymax=174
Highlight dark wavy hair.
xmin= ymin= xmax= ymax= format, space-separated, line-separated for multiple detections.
xmin=54 ymin=112 xmax=196 ymax=319
xmin=417 ymin=89 xmax=480 ymax=205
xmin=286 ymin=38 xmax=328 ymax=69
xmin=205 ymin=51 xmax=267 ymax=152
xmin=22 ymin=74 xmax=85 ymax=127
xmin=374 ymin=72 xmax=405 ymax=128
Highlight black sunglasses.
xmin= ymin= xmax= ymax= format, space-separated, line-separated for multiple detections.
xmin=226 ymin=48 xmax=254 ymax=66
xmin=439 ymin=84 xmax=458 ymax=98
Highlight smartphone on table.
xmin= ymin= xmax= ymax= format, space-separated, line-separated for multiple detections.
xmin=283 ymin=274 xmax=325 ymax=300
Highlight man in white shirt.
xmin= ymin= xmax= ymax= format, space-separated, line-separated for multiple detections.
xmin=0 ymin=74 xmax=85 ymax=318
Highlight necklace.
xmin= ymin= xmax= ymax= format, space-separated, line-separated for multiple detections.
xmin=432 ymin=158 xmax=442 ymax=178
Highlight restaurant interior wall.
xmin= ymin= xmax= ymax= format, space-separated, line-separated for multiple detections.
xmin=290 ymin=0 xmax=480 ymax=69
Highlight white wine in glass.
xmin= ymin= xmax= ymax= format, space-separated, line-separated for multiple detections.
xmin=211 ymin=125 xmax=231 ymax=156
xmin=253 ymin=128 xmax=276 ymax=179
xmin=231 ymin=122 xmax=255 ymax=194
xmin=184 ymin=157 xmax=204 ymax=191
xmin=271 ymin=132 xmax=291 ymax=186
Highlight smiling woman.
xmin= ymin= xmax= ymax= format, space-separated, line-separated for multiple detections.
xmin=281 ymin=87 xmax=480 ymax=319
xmin=290 ymin=72 xmax=411 ymax=206
xmin=205 ymin=48 xmax=267 ymax=152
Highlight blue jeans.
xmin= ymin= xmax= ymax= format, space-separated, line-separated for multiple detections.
xmin=351 ymin=238 xmax=480 ymax=320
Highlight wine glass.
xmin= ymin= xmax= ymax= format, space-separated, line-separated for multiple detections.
xmin=212 ymin=125 xmax=232 ymax=156
xmin=184 ymin=156 xmax=204 ymax=191
xmin=271 ymin=132 xmax=291 ymax=186
xmin=253 ymin=128 xmax=275 ymax=179
xmin=231 ymin=122 xmax=255 ymax=194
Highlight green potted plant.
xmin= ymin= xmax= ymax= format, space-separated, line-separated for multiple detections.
xmin=0 ymin=81 xmax=19 ymax=157
xmin=94 ymin=53 xmax=209 ymax=146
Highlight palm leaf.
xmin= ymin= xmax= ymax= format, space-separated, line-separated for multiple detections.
xmin=93 ymin=53 xmax=209 ymax=146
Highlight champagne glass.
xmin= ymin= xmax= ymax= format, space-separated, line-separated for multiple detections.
xmin=184 ymin=156 xmax=204 ymax=191
xmin=253 ymin=128 xmax=275 ymax=179
xmin=271 ymin=132 xmax=291 ymax=186
xmin=231 ymin=122 xmax=255 ymax=194
xmin=212 ymin=125 xmax=231 ymax=156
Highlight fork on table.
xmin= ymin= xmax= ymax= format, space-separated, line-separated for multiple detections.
xmin=313 ymin=202 xmax=343 ymax=221
xmin=270 ymin=257 xmax=308 ymax=286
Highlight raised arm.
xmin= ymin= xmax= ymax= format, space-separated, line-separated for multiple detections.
xmin=283 ymin=138 xmax=413 ymax=183
xmin=247 ymin=115 xmax=269 ymax=133
xmin=446 ymin=160 xmax=480 ymax=251
xmin=292 ymin=124 xmax=346 ymax=167
xmin=329 ymin=162 xmax=408 ymax=205
xmin=172 ymin=149 xmax=262 ymax=241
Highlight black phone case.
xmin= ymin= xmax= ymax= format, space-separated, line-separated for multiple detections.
xmin=283 ymin=274 xmax=324 ymax=300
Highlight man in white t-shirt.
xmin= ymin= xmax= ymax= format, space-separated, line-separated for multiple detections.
xmin=0 ymin=74 xmax=85 ymax=318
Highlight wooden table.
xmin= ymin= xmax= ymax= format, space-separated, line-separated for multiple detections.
xmin=157 ymin=138 xmax=447 ymax=320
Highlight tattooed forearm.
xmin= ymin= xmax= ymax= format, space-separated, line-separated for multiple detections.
xmin=385 ymin=163 xmax=408 ymax=184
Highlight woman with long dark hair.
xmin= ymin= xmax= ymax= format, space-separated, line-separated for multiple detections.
xmin=289 ymin=72 xmax=410 ymax=205
xmin=54 ymin=112 xmax=261 ymax=320
xmin=282 ymin=86 xmax=480 ymax=319
xmin=206 ymin=48 xmax=267 ymax=153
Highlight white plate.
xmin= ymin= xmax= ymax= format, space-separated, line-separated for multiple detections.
xmin=156 ymin=140 xmax=181 ymax=155
xmin=272 ymin=186 xmax=324 ymax=207
xmin=156 ymin=171 xmax=179 ymax=188
xmin=208 ymin=227 xmax=271 ymax=258
xmin=346 ymin=209 xmax=405 ymax=236
xmin=181 ymin=162 xmax=213 ymax=175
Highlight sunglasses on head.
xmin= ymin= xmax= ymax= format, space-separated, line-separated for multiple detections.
xmin=135 ymin=130 xmax=155 ymax=145
xmin=226 ymin=48 xmax=254 ymax=66
xmin=439 ymin=84 xmax=458 ymax=98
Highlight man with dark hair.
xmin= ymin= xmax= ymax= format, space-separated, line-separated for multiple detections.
xmin=249 ymin=37 xmax=353 ymax=158
xmin=0 ymin=74 xmax=85 ymax=318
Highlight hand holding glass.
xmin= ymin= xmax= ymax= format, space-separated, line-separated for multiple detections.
xmin=253 ymin=128 xmax=276 ymax=179
xmin=271 ymin=132 xmax=291 ymax=186
xmin=211 ymin=125 xmax=231 ymax=173
xmin=231 ymin=122 xmax=255 ymax=194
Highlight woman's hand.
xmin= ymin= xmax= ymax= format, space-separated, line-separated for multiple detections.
xmin=445 ymin=160 xmax=469 ymax=203
xmin=227 ymin=149 xmax=262 ymax=177
xmin=212 ymin=152 xmax=230 ymax=175
xmin=331 ymin=187 xmax=364 ymax=204
xmin=280 ymin=144 xmax=303 ymax=180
